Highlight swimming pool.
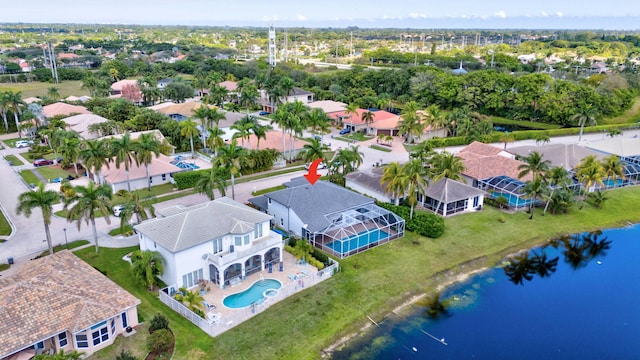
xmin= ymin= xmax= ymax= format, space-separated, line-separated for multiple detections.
xmin=223 ymin=279 xmax=282 ymax=309
xmin=490 ymin=192 xmax=537 ymax=208
xmin=175 ymin=161 xmax=200 ymax=169
xmin=326 ymin=229 xmax=390 ymax=255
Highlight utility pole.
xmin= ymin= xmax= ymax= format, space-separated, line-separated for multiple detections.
xmin=48 ymin=42 xmax=59 ymax=84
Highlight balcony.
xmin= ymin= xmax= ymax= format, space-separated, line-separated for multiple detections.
xmin=207 ymin=231 xmax=283 ymax=267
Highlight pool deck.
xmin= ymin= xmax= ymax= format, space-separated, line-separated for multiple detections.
xmin=199 ymin=251 xmax=317 ymax=320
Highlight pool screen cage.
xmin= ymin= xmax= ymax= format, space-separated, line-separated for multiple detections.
xmin=309 ymin=203 xmax=405 ymax=258
xmin=478 ymin=175 xmax=530 ymax=209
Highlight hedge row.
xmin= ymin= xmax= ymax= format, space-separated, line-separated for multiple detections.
xmin=377 ymin=202 xmax=445 ymax=238
xmin=173 ymin=169 xmax=209 ymax=190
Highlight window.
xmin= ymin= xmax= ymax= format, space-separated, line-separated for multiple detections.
xmin=280 ymin=218 xmax=284 ymax=226
xmin=162 ymin=173 xmax=166 ymax=181
xmin=473 ymin=196 xmax=479 ymax=208
xmin=254 ymin=224 xmax=263 ymax=239
xmin=121 ymin=312 xmax=128 ymax=329
xmin=110 ymin=318 xmax=116 ymax=335
xmin=76 ymin=334 xmax=88 ymax=348
xmin=234 ymin=236 xmax=242 ymax=246
xmin=244 ymin=234 xmax=250 ymax=245
xmin=149 ymin=176 xmax=153 ymax=184
xmin=92 ymin=327 xmax=109 ymax=346
xmin=212 ymin=237 xmax=223 ymax=254
xmin=268 ymin=198 xmax=271 ymax=204
xmin=58 ymin=332 xmax=68 ymax=347
xmin=182 ymin=268 xmax=204 ymax=287
xmin=35 ymin=341 xmax=44 ymax=349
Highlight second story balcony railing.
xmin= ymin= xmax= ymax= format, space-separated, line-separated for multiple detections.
xmin=207 ymin=231 xmax=283 ymax=267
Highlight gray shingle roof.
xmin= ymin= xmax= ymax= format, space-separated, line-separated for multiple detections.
xmin=134 ymin=197 xmax=272 ymax=252
xmin=425 ymin=178 xmax=485 ymax=203
xmin=264 ymin=181 xmax=373 ymax=232
xmin=344 ymin=168 xmax=386 ymax=194
xmin=508 ymin=144 xmax=605 ymax=170
xmin=248 ymin=196 xmax=269 ymax=211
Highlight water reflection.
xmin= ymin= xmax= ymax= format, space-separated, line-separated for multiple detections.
xmin=504 ymin=230 xmax=611 ymax=285
xmin=417 ymin=292 xmax=450 ymax=319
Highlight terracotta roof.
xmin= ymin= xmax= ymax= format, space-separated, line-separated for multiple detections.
xmin=308 ymin=100 xmax=347 ymax=114
xmin=154 ymin=102 xmax=214 ymax=118
xmin=57 ymin=53 xmax=79 ymax=59
xmin=329 ymin=109 xmax=396 ymax=126
xmin=219 ymin=81 xmax=238 ymax=91
xmin=62 ymin=113 xmax=111 ymax=140
xmin=42 ymin=102 xmax=91 ymax=118
xmin=370 ymin=115 xmax=401 ymax=130
xmin=0 ymin=251 xmax=140 ymax=358
xmin=456 ymin=141 xmax=531 ymax=181
xmin=243 ymin=131 xmax=309 ymax=152
xmin=102 ymin=153 xmax=182 ymax=184
xmin=110 ymin=79 xmax=138 ymax=92
xmin=23 ymin=97 xmax=42 ymax=104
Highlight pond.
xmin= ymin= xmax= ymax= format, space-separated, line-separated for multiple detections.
xmin=333 ymin=225 xmax=640 ymax=359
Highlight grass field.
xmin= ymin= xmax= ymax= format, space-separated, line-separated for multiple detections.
xmin=3 ymin=155 xmax=24 ymax=166
xmin=18 ymin=169 xmax=42 ymax=188
xmin=36 ymin=166 xmax=74 ymax=182
xmin=0 ymin=80 xmax=87 ymax=99
xmin=602 ymin=96 xmax=640 ymax=125
xmin=75 ymin=185 xmax=640 ymax=360
xmin=489 ymin=116 xmax=562 ymax=129
xmin=369 ymin=144 xmax=392 ymax=152
xmin=0 ymin=208 xmax=11 ymax=236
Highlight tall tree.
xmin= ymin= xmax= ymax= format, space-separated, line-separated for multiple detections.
xmin=361 ymin=110 xmax=374 ymax=135
xmin=601 ymin=154 xmax=625 ymax=186
xmin=522 ymin=177 xmax=548 ymax=220
xmin=61 ymin=133 xmax=82 ymax=177
xmin=131 ymin=250 xmax=164 ymax=291
xmin=5 ymin=91 xmax=26 ymax=137
xmin=270 ymin=106 xmax=289 ymax=160
xmin=47 ymin=86 xmax=61 ymax=100
xmin=207 ymin=126 xmax=226 ymax=155
xmin=0 ymin=91 xmax=11 ymax=132
xmin=237 ymin=79 xmax=258 ymax=115
xmin=215 ymin=139 xmax=249 ymax=200
xmin=403 ymin=159 xmax=429 ymax=219
xmin=119 ymin=191 xmax=155 ymax=227
xmin=179 ymin=118 xmax=200 ymax=159
xmin=517 ymin=151 xmax=550 ymax=181
xmin=135 ymin=132 xmax=161 ymax=191
xmin=300 ymin=137 xmax=328 ymax=162
xmin=306 ymin=108 xmax=330 ymax=140
xmin=398 ymin=101 xmax=423 ymax=143
xmin=571 ymin=104 xmax=599 ymax=141
xmin=110 ymin=132 xmax=138 ymax=192
xmin=16 ymin=184 xmax=62 ymax=255
xmin=575 ymin=155 xmax=605 ymax=193
xmin=64 ymin=181 xmax=113 ymax=253
xmin=80 ymin=139 xmax=111 ymax=185
xmin=195 ymin=167 xmax=228 ymax=200
xmin=381 ymin=161 xmax=406 ymax=206
xmin=343 ymin=102 xmax=359 ymax=132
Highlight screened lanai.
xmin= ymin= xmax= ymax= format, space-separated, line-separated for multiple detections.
xmin=478 ymin=175 xmax=540 ymax=209
xmin=309 ymin=203 xmax=405 ymax=259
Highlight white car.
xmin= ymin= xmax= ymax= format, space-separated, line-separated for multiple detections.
xmin=15 ymin=140 xmax=31 ymax=148
xmin=112 ymin=205 xmax=125 ymax=217
xmin=305 ymin=161 xmax=327 ymax=170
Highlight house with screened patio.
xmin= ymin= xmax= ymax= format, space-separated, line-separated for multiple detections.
xmin=134 ymin=197 xmax=283 ymax=290
xmin=249 ymin=179 xmax=405 ymax=258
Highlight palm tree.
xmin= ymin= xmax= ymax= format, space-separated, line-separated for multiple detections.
xmin=215 ymin=139 xmax=249 ymax=200
xmin=16 ymin=184 xmax=62 ymax=255
xmin=381 ymin=162 xmax=406 ymax=206
xmin=64 ymin=181 xmax=113 ymax=253
xmin=343 ymin=103 xmax=359 ymax=133
xmin=207 ymin=126 xmax=226 ymax=155
xmin=403 ymin=159 xmax=429 ymax=219
xmin=206 ymin=85 xmax=228 ymax=107
xmin=305 ymin=108 xmax=330 ymax=140
xmin=270 ymin=106 xmax=290 ymax=161
xmin=575 ymin=155 xmax=605 ymax=194
xmin=252 ymin=122 xmax=272 ymax=150
xmin=110 ymin=132 xmax=138 ymax=192
xmin=131 ymin=250 xmax=164 ymax=291
xmin=135 ymin=132 xmax=161 ymax=191
xmin=517 ymin=151 xmax=550 ymax=181
xmin=237 ymin=79 xmax=258 ymax=115
xmin=601 ymin=154 xmax=625 ymax=187
xmin=571 ymin=104 xmax=599 ymax=141
xmin=5 ymin=91 xmax=25 ymax=137
xmin=285 ymin=101 xmax=309 ymax=158
xmin=430 ymin=151 xmax=465 ymax=182
xmin=300 ymin=137 xmax=328 ymax=162
xmin=80 ymin=139 xmax=111 ymax=185
xmin=195 ymin=167 xmax=228 ymax=200
xmin=47 ymin=87 xmax=61 ymax=100
xmin=231 ymin=115 xmax=257 ymax=149
xmin=119 ymin=191 xmax=156 ymax=228
xmin=0 ymin=91 xmax=11 ymax=132
xmin=179 ymin=118 xmax=200 ymax=159
xmin=61 ymin=134 xmax=82 ymax=177
xmin=522 ymin=177 xmax=547 ymax=220
xmin=361 ymin=110 xmax=374 ymax=135
xmin=542 ymin=166 xmax=572 ymax=215
xmin=398 ymin=101 xmax=423 ymax=143
xmin=588 ymin=189 xmax=608 ymax=209
xmin=192 ymin=106 xmax=213 ymax=152
xmin=498 ymin=132 xmax=515 ymax=150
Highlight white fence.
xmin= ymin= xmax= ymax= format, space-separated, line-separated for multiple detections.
xmin=159 ymin=261 xmax=340 ymax=337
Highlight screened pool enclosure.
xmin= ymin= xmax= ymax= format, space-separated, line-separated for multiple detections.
xmin=308 ymin=203 xmax=405 ymax=258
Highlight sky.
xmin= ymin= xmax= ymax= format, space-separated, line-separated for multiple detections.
xmin=2 ymin=0 xmax=640 ymax=29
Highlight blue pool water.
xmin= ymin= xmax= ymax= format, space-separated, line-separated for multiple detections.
xmin=326 ymin=229 xmax=390 ymax=254
xmin=490 ymin=192 xmax=537 ymax=208
xmin=601 ymin=178 xmax=626 ymax=187
xmin=174 ymin=161 xmax=200 ymax=169
xmin=223 ymin=279 xmax=281 ymax=309
xmin=333 ymin=225 xmax=640 ymax=359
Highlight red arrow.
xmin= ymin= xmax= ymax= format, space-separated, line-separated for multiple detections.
xmin=304 ymin=158 xmax=323 ymax=185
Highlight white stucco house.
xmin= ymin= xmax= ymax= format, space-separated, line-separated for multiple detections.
xmin=134 ymin=197 xmax=283 ymax=289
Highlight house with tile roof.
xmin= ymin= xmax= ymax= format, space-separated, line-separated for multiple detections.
xmin=328 ymin=109 xmax=397 ymax=134
xmin=134 ymin=197 xmax=283 ymax=289
xmin=0 ymin=251 xmax=140 ymax=359
xmin=42 ymin=102 xmax=91 ymax=119
xmin=259 ymin=87 xmax=314 ymax=113
xmin=99 ymin=152 xmax=182 ymax=193
xmin=249 ymin=180 xmax=405 ymax=258
xmin=455 ymin=141 xmax=531 ymax=186
xmin=61 ymin=113 xmax=110 ymax=140
xmin=152 ymin=101 xmax=214 ymax=121
xmin=307 ymin=100 xmax=347 ymax=115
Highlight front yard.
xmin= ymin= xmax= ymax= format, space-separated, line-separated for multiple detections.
xmin=75 ymin=185 xmax=640 ymax=359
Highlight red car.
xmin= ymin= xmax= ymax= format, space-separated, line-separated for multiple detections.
xmin=33 ymin=158 xmax=54 ymax=167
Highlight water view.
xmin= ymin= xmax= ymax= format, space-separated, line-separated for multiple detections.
xmin=334 ymin=225 xmax=640 ymax=359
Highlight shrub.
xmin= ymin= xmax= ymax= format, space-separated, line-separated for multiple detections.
xmin=377 ymin=202 xmax=445 ymax=238
xmin=173 ymin=169 xmax=208 ymax=189
xmin=116 ymin=349 xmax=139 ymax=360
xmin=147 ymin=328 xmax=172 ymax=354
xmin=149 ymin=313 xmax=169 ymax=333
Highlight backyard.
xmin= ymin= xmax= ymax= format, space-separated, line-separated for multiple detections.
xmin=76 ymin=185 xmax=640 ymax=359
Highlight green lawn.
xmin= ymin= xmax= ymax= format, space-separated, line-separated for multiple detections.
xmin=0 ymin=208 xmax=11 ymax=236
xmin=369 ymin=144 xmax=392 ymax=152
xmin=601 ymin=96 xmax=640 ymax=125
xmin=0 ymin=80 xmax=87 ymax=99
xmin=36 ymin=166 xmax=74 ymax=182
xmin=342 ymin=133 xmax=373 ymax=141
xmin=18 ymin=169 xmax=42 ymax=188
xmin=3 ymin=154 xmax=24 ymax=166
xmin=234 ymin=166 xmax=305 ymax=185
xmin=35 ymin=240 xmax=90 ymax=258
xmin=2 ymin=138 xmax=22 ymax=148
xmin=489 ymin=116 xmax=562 ymax=130
xmin=252 ymin=185 xmax=286 ymax=196
xmin=74 ymin=186 xmax=640 ymax=360
xmin=112 ymin=183 xmax=177 ymax=205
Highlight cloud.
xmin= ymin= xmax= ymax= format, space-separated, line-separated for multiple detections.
xmin=541 ymin=11 xmax=548 ymax=17
xmin=556 ymin=11 xmax=563 ymax=17
xmin=409 ymin=13 xmax=427 ymax=19
xmin=494 ymin=10 xmax=507 ymax=19
xmin=296 ymin=14 xmax=308 ymax=21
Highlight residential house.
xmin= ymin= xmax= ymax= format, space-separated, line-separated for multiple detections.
xmin=590 ymin=62 xmax=609 ymax=73
xmin=135 ymin=197 xmax=283 ymax=289
xmin=260 ymin=87 xmax=314 ymax=113
xmin=42 ymin=102 xmax=91 ymax=119
xmin=328 ymin=108 xmax=397 ymax=134
xmin=250 ymin=180 xmax=405 ymax=258
xmin=417 ymin=178 xmax=485 ymax=216
xmin=151 ymin=101 xmax=212 ymax=122
xmin=0 ymin=251 xmax=140 ymax=359
xmin=109 ymin=79 xmax=139 ymax=96
xmin=244 ymin=130 xmax=309 ymax=156
xmin=23 ymin=97 xmax=42 ymax=104
xmin=455 ymin=141 xmax=529 ymax=187
xmin=345 ymin=167 xmax=397 ymax=203
xmin=61 ymin=113 xmax=111 ymax=140
xmin=508 ymin=144 xmax=605 ymax=171
xmin=307 ymin=100 xmax=347 ymax=115
xmin=517 ymin=54 xmax=536 ymax=64
xmin=157 ymin=78 xmax=172 ymax=89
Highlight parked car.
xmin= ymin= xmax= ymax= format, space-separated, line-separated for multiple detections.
xmin=112 ymin=205 xmax=125 ymax=217
xmin=15 ymin=140 xmax=32 ymax=148
xmin=339 ymin=128 xmax=351 ymax=135
xmin=305 ymin=161 xmax=327 ymax=170
xmin=258 ymin=111 xmax=271 ymax=116
xmin=33 ymin=158 xmax=54 ymax=167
